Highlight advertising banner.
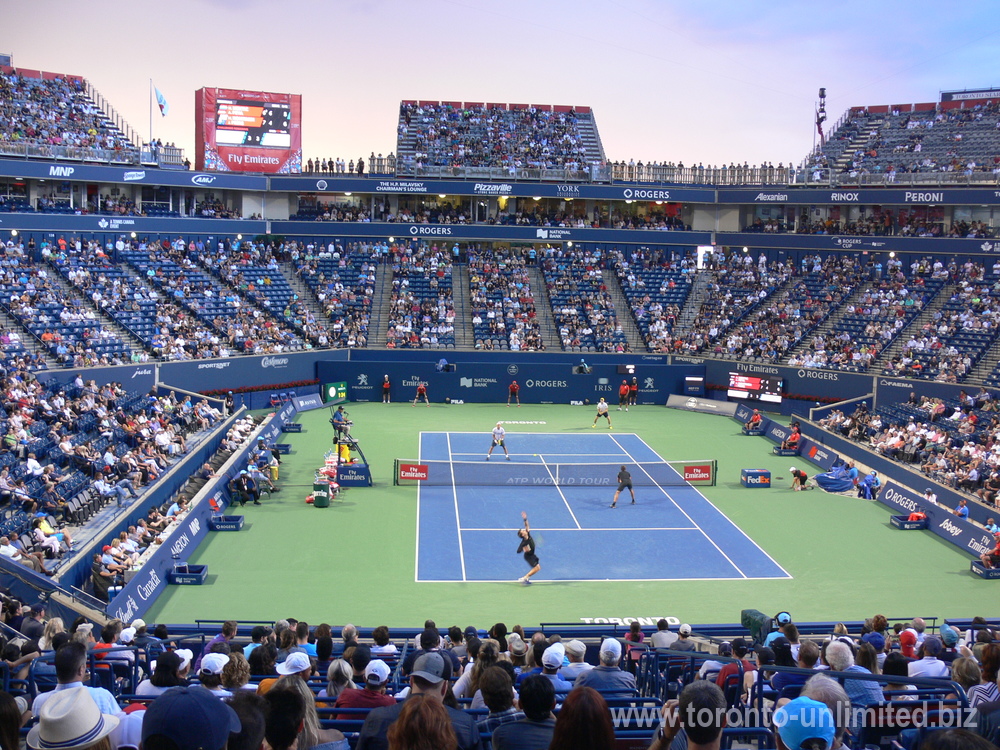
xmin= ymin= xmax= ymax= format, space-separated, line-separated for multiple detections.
xmin=196 ymin=87 xmax=302 ymax=174
xmin=877 ymin=482 xmax=995 ymax=559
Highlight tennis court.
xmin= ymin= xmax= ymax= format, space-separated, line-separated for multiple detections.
xmin=415 ymin=431 xmax=791 ymax=583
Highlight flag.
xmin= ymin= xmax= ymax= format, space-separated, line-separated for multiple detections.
xmin=154 ymin=86 xmax=169 ymax=117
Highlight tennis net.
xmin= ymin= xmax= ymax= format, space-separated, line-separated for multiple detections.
xmin=394 ymin=459 xmax=716 ymax=487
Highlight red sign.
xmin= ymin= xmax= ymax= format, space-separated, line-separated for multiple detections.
xmin=399 ymin=463 xmax=429 ymax=481
xmin=683 ymin=464 xmax=713 ymax=482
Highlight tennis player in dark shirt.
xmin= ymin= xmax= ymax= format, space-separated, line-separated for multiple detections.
xmin=610 ymin=465 xmax=635 ymax=508
xmin=516 ymin=511 xmax=540 ymax=584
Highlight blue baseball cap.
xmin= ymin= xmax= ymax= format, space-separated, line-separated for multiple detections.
xmin=773 ymin=697 xmax=835 ymax=750
xmin=141 ymin=686 xmax=240 ymax=750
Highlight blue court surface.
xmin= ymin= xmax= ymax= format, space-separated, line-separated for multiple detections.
xmin=415 ymin=432 xmax=790 ymax=583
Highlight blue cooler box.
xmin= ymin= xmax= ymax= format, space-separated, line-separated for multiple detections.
xmin=741 ymin=469 xmax=771 ymax=488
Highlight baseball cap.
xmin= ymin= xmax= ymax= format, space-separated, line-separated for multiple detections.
xmin=30 ymin=603 xmax=45 ymax=614
xmin=118 ymin=627 xmax=136 ymax=645
xmin=200 ymin=653 xmax=229 ymax=675
xmin=861 ymin=632 xmax=885 ymax=651
xmin=565 ymin=639 xmax=586 ymax=659
xmin=899 ymin=629 xmax=917 ymax=657
xmin=276 ymin=652 xmax=312 ymax=675
xmin=773 ymin=697 xmax=835 ymax=750
xmin=731 ymin=637 xmax=749 ymax=656
xmin=678 ymin=624 xmax=692 ymax=636
xmin=776 ymin=612 xmax=792 ymax=625
xmin=922 ymin=635 xmax=943 ymax=657
xmin=411 ymin=652 xmax=450 ymax=684
xmin=541 ymin=643 xmax=565 ymax=669
xmin=599 ymin=638 xmax=622 ymax=660
xmin=790 ymin=467 xmax=797 ymax=473
xmin=141 ymin=686 xmax=240 ymax=750
xmin=131 ymin=619 xmax=146 ymax=631
xmin=463 ymin=626 xmax=478 ymax=638
xmin=101 ymin=546 xmax=111 ymax=553
xmin=718 ymin=641 xmax=733 ymax=657
xmin=365 ymin=659 xmax=390 ymax=686
xmin=507 ymin=633 xmax=527 ymax=656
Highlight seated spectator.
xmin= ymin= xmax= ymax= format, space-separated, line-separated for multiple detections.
xmin=142 ymin=685 xmax=240 ymax=750
xmin=491 ymin=674 xmax=557 ymax=750
xmin=333 ymin=659 xmax=395 ymax=719
xmin=572 ymin=638 xmax=636 ymax=695
xmin=548 ymin=686 xmax=614 ymax=750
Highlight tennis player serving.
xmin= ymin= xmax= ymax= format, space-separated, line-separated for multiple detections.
xmin=610 ymin=465 xmax=635 ymax=508
xmin=487 ymin=422 xmax=510 ymax=461
xmin=592 ymin=397 xmax=612 ymax=429
xmin=516 ymin=511 xmax=540 ymax=584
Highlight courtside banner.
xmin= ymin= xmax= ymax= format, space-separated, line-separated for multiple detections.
xmin=399 ymin=463 xmax=429 ymax=481
xmin=682 ymin=464 xmax=713 ymax=483
xmin=877 ymin=481 xmax=995 ymax=558
xmin=797 ymin=437 xmax=839 ymax=471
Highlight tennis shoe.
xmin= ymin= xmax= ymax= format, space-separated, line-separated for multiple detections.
xmin=591 ymin=424 xmax=596 ymax=428
xmin=610 ymin=503 xmax=616 ymax=508
xmin=631 ymin=500 xmax=635 ymax=504
xmin=625 ymin=408 xmax=629 ymax=412
xmin=485 ymin=455 xmax=490 ymax=461
xmin=609 ymin=425 xmax=613 ymax=429
xmin=505 ymin=456 xmax=510 ymax=461
xmin=517 ymin=576 xmax=527 ymax=584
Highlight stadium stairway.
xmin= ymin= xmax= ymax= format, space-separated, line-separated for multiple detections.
xmin=970 ymin=335 xmax=1000 ymax=382
xmin=870 ymin=282 xmax=953 ymax=372
xmin=369 ymin=265 xmax=394 ymax=347
xmin=278 ymin=264 xmax=327 ymax=324
xmin=677 ymin=270 xmax=715 ymax=330
xmin=605 ymin=271 xmax=644 ymax=351
xmin=527 ymin=264 xmax=558 ymax=350
xmin=576 ymin=111 xmax=607 ymax=164
xmin=451 ymin=265 xmax=474 ymax=349
xmin=833 ymin=117 xmax=885 ymax=172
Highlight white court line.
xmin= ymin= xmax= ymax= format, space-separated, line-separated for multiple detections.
xmin=540 ymin=455 xmax=582 ymax=530
xmin=611 ymin=434 xmax=748 ymax=579
xmin=630 ymin=433 xmax=792 ymax=579
xmin=418 ymin=575 xmax=787 ymax=583
xmin=446 ymin=433 xmax=467 ymax=582
xmin=461 ymin=527 xmax=699 ymax=532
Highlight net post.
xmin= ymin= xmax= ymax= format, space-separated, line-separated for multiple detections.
xmin=393 ymin=458 xmax=399 ymax=486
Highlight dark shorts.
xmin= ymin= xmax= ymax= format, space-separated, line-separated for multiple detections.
xmin=597 ymin=411 xmax=610 ymax=419
xmin=617 ymin=481 xmax=633 ymax=492
xmin=493 ymin=439 xmax=505 ymax=447
xmin=989 ymin=552 xmax=1000 ymax=565
xmin=524 ymin=552 xmax=539 ymax=568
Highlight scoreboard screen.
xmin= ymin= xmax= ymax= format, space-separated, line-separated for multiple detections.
xmin=727 ymin=372 xmax=783 ymax=403
xmin=215 ymin=98 xmax=292 ymax=148
xmin=195 ymin=87 xmax=302 ymax=174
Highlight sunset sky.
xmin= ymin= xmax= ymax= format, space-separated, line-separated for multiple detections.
xmin=5 ymin=0 xmax=1000 ymax=169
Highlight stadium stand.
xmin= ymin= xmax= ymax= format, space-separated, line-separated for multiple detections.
xmin=541 ymin=248 xmax=630 ymax=353
xmin=386 ymin=241 xmax=456 ymax=349
xmin=468 ymin=247 xmax=544 ymax=352
xmin=396 ymin=101 xmax=603 ymax=176
xmin=804 ymin=100 xmax=1000 ymax=185
xmin=0 ymin=68 xmax=139 ymax=164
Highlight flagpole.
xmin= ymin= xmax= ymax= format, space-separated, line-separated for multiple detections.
xmin=149 ymin=78 xmax=153 ymax=147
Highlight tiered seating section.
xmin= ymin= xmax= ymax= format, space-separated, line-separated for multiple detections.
xmin=542 ymin=251 xmax=629 ymax=353
xmin=805 ymin=100 xmax=1000 ymax=182
xmin=297 ymin=244 xmax=375 ymax=348
xmin=794 ymin=270 xmax=945 ymax=372
xmin=0 ymin=68 xmax=138 ymax=163
xmin=386 ymin=243 xmax=455 ymax=349
xmin=0 ymin=614 xmax=990 ymax=750
xmin=892 ymin=266 xmax=1000 ymax=382
xmin=0 ymin=261 xmax=131 ymax=367
xmin=399 ymin=101 xmax=596 ymax=170
xmin=610 ymin=249 xmax=692 ymax=352
xmin=468 ymin=248 xmax=544 ymax=351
